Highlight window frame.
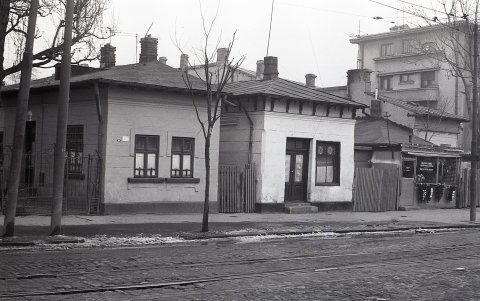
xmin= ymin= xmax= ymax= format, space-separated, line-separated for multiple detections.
xmin=420 ymin=71 xmax=436 ymax=88
xmin=402 ymin=39 xmax=417 ymax=54
xmin=399 ymin=73 xmax=414 ymax=84
xmin=380 ymin=43 xmax=394 ymax=57
xmin=134 ymin=134 xmax=160 ymax=178
xmin=315 ymin=141 xmax=341 ymax=186
xmin=171 ymin=137 xmax=195 ymax=178
xmin=65 ymin=125 xmax=84 ymax=174
xmin=379 ymin=76 xmax=393 ymax=91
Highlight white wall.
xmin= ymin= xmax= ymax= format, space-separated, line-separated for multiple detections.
xmin=103 ymin=87 xmax=219 ymax=206
xmin=260 ymin=112 xmax=356 ymax=204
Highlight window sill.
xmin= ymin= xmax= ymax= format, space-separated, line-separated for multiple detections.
xmin=166 ymin=178 xmax=200 ymax=184
xmin=128 ymin=177 xmax=165 ymax=183
xmin=67 ymin=173 xmax=85 ymax=180
xmin=315 ymin=182 xmax=340 ymax=187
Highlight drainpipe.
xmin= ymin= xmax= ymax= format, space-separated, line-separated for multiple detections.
xmin=93 ymin=82 xmax=104 ymax=214
xmin=237 ymin=101 xmax=253 ymax=164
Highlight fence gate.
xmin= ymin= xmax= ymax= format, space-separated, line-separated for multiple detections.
xmin=353 ymin=166 xmax=399 ymax=212
xmin=218 ymin=164 xmax=256 ymax=213
xmin=1 ymin=152 xmax=100 ymax=215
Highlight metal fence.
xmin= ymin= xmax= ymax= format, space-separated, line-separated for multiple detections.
xmin=218 ymin=164 xmax=257 ymax=213
xmin=1 ymin=151 xmax=100 ymax=215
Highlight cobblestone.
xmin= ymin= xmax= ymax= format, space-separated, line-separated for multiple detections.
xmin=1 ymin=229 xmax=480 ymax=300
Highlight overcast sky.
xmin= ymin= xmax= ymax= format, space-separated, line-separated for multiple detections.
xmin=5 ymin=0 xmax=441 ymax=87
xmin=106 ymin=0 xmax=431 ymax=87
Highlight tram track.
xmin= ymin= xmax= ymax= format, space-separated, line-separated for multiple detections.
xmin=2 ymin=242 xmax=480 ymax=298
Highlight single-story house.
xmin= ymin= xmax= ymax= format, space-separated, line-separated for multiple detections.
xmin=220 ymin=56 xmax=366 ymax=212
xmin=0 ymin=58 xmax=219 ymax=215
xmin=355 ymin=117 xmax=462 ymax=209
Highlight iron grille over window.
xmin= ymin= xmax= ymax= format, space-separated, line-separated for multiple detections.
xmin=171 ymin=137 xmax=194 ymax=178
xmin=66 ymin=125 xmax=84 ymax=174
xmin=134 ymin=135 xmax=159 ymax=178
xmin=316 ymin=141 xmax=340 ymax=185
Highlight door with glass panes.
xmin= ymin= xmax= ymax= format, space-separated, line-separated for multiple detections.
xmin=284 ymin=138 xmax=309 ymax=202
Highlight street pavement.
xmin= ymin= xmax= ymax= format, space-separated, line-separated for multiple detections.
xmin=0 ymin=208 xmax=480 ymax=246
xmin=1 ymin=227 xmax=480 ymax=300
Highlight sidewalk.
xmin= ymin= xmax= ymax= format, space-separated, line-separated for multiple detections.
xmin=1 ymin=208 xmax=480 ymax=246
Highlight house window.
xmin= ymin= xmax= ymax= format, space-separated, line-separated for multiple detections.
xmin=66 ymin=125 xmax=84 ymax=174
xmin=379 ymin=76 xmax=392 ymax=90
xmin=380 ymin=43 xmax=394 ymax=57
xmin=421 ymin=71 xmax=436 ymax=88
xmin=399 ymin=73 xmax=413 ymax=84
xmin=171 ymin=137 xmax=194 ymax=178
xmin=134 ymin=135 xmax=159 ymax=177
xmin=402 ymin=39 xmax=416 ymax=54
xmin=316 ymin=141 xmax=340 ymax=185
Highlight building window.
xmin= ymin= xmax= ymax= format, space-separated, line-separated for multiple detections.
xmin=421 ymin=71 xmax=436 ymax=88
xmin=171 ymin=137 xmax=194 ymax=178
xmin=316 ymin=141 xmax=340 ymax=185
xmin=380 ymin=43 xmax=394 ymax=57
xmin=399 ymin=73 xmax=413 ymax=84
xmin=379 ymin=76 xmax=392 ymax=90
xmin=402 ymin=39 xmax=416 ymax=54
xmin=66 ymin=125 xmax=84 ymax=174
xmin=134 ymin=135 xmax=159 ymax=177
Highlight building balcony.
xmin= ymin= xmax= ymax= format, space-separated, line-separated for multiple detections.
xmin=380 ymin=87 xmax=439 ymax=103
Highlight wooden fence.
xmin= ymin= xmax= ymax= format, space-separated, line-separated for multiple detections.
xmin=353 ymin=166 xmax=399 ymax=212
xmin=218 ymin=164 xmax=256 ymax=213
xmin=457 ymin=169 xmax=480 ymax=208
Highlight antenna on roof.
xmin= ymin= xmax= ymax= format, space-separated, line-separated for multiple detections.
xmin=145 ymin=22 xmax=153 ymax=38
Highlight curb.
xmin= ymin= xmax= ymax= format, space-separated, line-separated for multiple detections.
xmin=1 ymin=223 xmax=479 ymax=247
xmin=178 ymin=223 xmax=480 ymax=240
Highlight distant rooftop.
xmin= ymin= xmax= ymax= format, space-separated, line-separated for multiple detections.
xmin=226 ymin=78 xmax=366 ymax=108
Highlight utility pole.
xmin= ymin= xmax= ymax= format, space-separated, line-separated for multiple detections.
xmin=50 ymin=0 xmax=75 ymax=235
xmin=470 ymin=19 xmax=478 ymax=222
xmin=2 ymin=0 xmax=39 ymax=237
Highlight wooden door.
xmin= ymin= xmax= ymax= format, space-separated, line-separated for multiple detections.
xmin=284 ymin=138 xmax=309 ymax=202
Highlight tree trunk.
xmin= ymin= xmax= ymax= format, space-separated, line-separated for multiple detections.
xmin=201 ymin=131 xmax=211 ymax=232
xmin=2 ymin=0 xmax=39 ymax=237
xmin=0 ymin=0 xmax=11 ymax=82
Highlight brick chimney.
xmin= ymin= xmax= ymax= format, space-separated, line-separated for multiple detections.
xmin=100 ymin=43 xmax=116 ymax=68
xmin=217 ymin=48 xmax=228 ymax=66
xmin=256 ymin=60 xmax=264 ymax=80
xmin=139 ymin=34 xmax=158 ymax=63
xmin=179 ymin=54 xmax=189 ymax=70
xmin=159 ymin=56 xmax=168 ymax=65
xmin=263 ymin=56 xmax=278 ymax=80
xmin=305 ymin=74 xmax=317 ymax=88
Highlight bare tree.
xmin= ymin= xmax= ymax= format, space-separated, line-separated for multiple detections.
xmin=0 ymin=0 xmax=111 ymax=84
xmin=417 ymin=98 xmax=455 ymax=142
xmin=177 ymin=11 xmax=244 ymax=232
xmin=405 ymin=0 xmax=479 ymax=220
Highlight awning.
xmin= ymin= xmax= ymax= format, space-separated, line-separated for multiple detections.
xmin=404 ymin=151 xmax=461 ymax=158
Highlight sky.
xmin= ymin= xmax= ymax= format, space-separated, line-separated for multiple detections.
xmin=106 ymin=0 xmax=426 ymax=87
xmin=4 ymin=0 xmax=440 ymax=87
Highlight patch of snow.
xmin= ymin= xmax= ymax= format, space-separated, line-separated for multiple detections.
xmin=234 ymin=231 xmax=339 ymax=243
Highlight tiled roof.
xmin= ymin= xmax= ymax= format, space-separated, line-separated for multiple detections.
xmin=372 ymin=93 xmax=470 ymax=122
xmin=1 ymin=61 xmax=208 ymax=93
xmin=355 ymin=117 xmax=433 ymax=146
xmin=225 ymin=78 xmax=366 ymax=107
